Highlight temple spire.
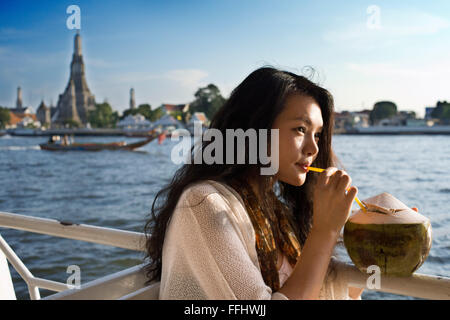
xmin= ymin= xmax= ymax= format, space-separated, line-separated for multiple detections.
xmin=130 ymin=88 xmax=136 ymax=109
xmin=74 ymin=32 xmax=82 ymax=56
xmin=16 ymin=86 xmax=23 ymax=109
xmin=55 ymin=32 xmax=96 ymax=127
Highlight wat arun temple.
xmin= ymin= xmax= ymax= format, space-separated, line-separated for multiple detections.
xmin=53 ymin=32 xmax=96 ymax=126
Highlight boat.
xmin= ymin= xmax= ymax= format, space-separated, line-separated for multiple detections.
xmin=0 ymin=210 xmax=448 ymax=300
xmin=39 ymin=135 xmax=158 ymax=152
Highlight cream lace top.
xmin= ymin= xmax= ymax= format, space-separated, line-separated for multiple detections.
xmin=159 ymin=179 xmax=352 ymax=300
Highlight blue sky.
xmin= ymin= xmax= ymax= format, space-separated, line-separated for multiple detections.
xmin=1 ymin=0 xmax=450 ymax=117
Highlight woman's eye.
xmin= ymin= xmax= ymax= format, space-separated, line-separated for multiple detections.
xmin=295 ymin=127 xmax=306 ymax=133
xmin=315 ymin=132 xmax=322 ymax=140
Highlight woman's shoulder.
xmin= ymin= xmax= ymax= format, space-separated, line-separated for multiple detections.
xmin=179 ymin=179 xmax=241 ymax=207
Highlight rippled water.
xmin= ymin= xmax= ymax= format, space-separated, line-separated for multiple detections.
xmin=0 ymin=134 xmax=448 ymax=300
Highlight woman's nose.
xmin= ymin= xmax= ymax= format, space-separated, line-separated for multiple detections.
xmin=302 ymin=135 xmax=319 ymax=156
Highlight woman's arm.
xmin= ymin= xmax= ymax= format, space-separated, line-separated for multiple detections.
xmin=278 ymin=167 xmax=358 ymax=300
xmin=348 ymin=286 xmax=364 ymax=299
xmin=278 ymin=227 xmax=339 ymax=299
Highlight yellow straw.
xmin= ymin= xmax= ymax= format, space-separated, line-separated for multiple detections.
xmin=307 ymin=166 xmax=367 ymax=212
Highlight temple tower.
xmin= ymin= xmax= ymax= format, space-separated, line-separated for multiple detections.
xmin=130 ymin=88 xmax=136 ymax=109
xmin=55 ymin=32 xmax=96 ymax=126
xmin=16 ymin=87 xmax=23 ymax=109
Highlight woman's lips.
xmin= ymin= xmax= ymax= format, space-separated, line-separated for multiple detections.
xmin=295 ymin=163 xmax=309 ymax=173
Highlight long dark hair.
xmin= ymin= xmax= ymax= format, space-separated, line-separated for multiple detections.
xmin=143 ymin=66 xmax=338 ymax=283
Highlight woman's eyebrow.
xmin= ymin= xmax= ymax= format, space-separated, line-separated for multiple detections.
xmin=293 ymin=116 xmax=323 ymax=129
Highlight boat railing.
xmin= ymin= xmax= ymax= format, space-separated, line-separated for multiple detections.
xmin=0 ymin=211 xmax=449 ymax=300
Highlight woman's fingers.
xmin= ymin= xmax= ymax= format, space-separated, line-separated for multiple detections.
xmin=346 ymin=186 xmax=358 ymax=204
xmin=318 ymin=167 xmax=338 ymax=187
xmin=412 ymin=207 xmax=419 ymax=212
xmin=336 ymin=172 xmax=352 ymax=192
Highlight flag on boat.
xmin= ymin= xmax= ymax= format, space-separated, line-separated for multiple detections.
xmin=158 ymin=132 xmax=167 ymax=145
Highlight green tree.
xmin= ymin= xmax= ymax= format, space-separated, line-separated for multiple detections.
xmin=62 ymin=119 xmax=81 ymax=128
xmin=369 ymin=101 xmax=397 ymax=124
xmin=88 ymin=102 xmax=119 ymax=128
xmin=149 ymin=106 xmax=164 ymax=122
xmin=121 ymin=108 xmax=139 ymax=119
xmin=189 ymin=84 xmax=226 ymax=120
xmin=121 ymin=103 xmax=164 ymax=122
xmin=136 ymin=104 xmax=152 ymax=120
xmin=170 ymin=110 xmax=187 ymax=123
xmin=0 ymin=107 xmax=11 ymax=129
xmin=431 ymin=101 xmax=450 ymax=120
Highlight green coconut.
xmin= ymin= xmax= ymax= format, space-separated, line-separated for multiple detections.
xmin=343 ymin=192 xmax=432 ymax=276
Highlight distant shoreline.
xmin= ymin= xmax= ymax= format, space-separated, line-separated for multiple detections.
xmin=3 ymin=125 xmax=450 ymax=137
xmin=338 ymin=125 xmax=450 ymax=135
xmin=4 ymin=128 xmax=145 ymax=137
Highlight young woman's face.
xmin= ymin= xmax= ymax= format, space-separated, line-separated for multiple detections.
xmin=272 ymin=94 xmax=323 ymax=186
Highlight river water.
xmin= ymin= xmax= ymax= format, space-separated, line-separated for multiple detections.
xmin=0 ymin=134 xmax=448 ymax=300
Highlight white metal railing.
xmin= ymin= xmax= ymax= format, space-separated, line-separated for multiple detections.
xmin=0 ymin=210 xmax=146 ymax=300
xmin=0 ymin=210 xmax=449 ymax=300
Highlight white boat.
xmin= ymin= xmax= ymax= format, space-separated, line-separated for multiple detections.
xmin=0 ymin=211 xmax=449 ymax=300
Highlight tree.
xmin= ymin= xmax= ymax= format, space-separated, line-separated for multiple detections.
xmin=136 ymin=104 xmax=152 ymax=120
xmin=63 ymin=119 xmax=81 ymax=128
xmin=88 ymin=102 xmax=119 ymax=128
xmin=0 ymin=107 xmax=11 ymax=129
xmin=148 ymin=106 xmax=164 ymax=122
xmin=431 ymin=101 xmax=450 ymax=120
xmin=120 ymin=103 xmax=164 ymax=122
xmin=369 ymin=101 xmax=397 ymax=124
xmin=170 ymin=110 xmax=186 ymax=123
xmin=189 ymin=84 xmax=226 ymax=120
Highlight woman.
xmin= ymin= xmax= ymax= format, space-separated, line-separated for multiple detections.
xmin=144 ymin=66 xmax=364 ymax=300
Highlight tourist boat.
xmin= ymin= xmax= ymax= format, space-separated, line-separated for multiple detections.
xmin=39 ymin=135 xmax=158 ymax=152
xmin=0 ymin=210 xmax=448 ymax=300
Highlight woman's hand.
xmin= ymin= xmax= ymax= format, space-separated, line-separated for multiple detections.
xmin=311 ymin=167 xmax=358 ymax=236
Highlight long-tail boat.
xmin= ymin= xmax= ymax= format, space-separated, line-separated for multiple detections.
xmin=39 ymin=135 xmax=157 ymax=151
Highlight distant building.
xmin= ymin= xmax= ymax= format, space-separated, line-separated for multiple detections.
xmin=130 ymin=88 xmax=136 ymax=110
xmin=186 ymin=112 xmax=209 ymax=134
xmin=36 ymin=100 xmax=51 ymax=126
xmin=16 ymin=86 xmax=23 ymax=109
xmin=351 ymin=111 xmax=370 ymax=128
xmin=151 ymin=114 xmax=184 ymax=132
xmin=334 ymin=110 xmax=370 ymax=132
xmin=53 ymin=32 xmax=96 ymax=126
xmin=406 ymin=119 xmax=427 ymax=127
xmin=157 ymin=103 xmax=190 ymax=115
xmin=117 ymin=114 xmax=152 ymax=130
xmin=425 ymin=107 xmax=435 ymax=120
xmin=7 ymin=112 xmax=39 ymax=129
xmin=334 ymin=111 xmax=354 ymax=132
xmin=189 ymin=112 xmax=208 ymax=125
xmin=10 ymin=86 xmax=34 ymax=115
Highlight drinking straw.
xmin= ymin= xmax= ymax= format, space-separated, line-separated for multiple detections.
xmin=307 ymin=166 xmax=367 ymax=212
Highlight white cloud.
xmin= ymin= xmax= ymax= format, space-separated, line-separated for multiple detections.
xmin=89 ymin=68 xmax=210 ymax=111
xmin=0 ymin=28 xmax=34 ymax=40
xmin=346 ymin=60 xmax=450 ymax=78
xmin=323 ymin=9 xmax=450 ymax=43
xmin=163 ymin=69 xmax=209 ymax=88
